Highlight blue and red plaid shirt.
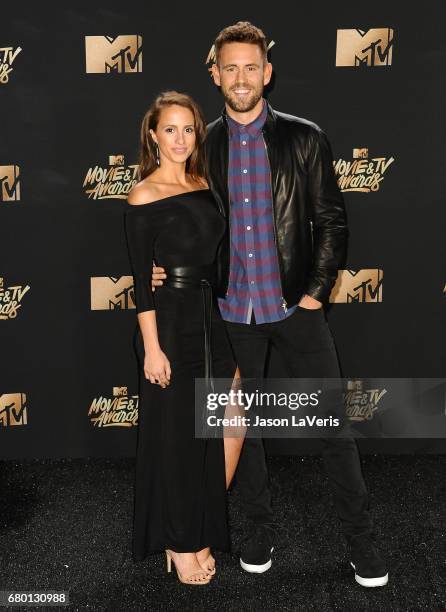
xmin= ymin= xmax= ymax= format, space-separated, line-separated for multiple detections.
xmin=217 ymin=98 xmax=297 ymax=324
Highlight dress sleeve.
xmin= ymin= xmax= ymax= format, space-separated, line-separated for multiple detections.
xmin=124 ymin=207 xmax=157 ymax=313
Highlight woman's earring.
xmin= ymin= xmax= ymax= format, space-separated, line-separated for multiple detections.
xmin=155 ymin=142 xmax=160 ymax=166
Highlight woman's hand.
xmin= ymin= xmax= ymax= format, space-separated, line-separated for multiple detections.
xmin=144 ymin=348 xmax=171 ymax=388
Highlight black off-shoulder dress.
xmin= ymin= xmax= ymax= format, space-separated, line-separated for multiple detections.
xmin=124 ymin=188 xmax=236 ymax=560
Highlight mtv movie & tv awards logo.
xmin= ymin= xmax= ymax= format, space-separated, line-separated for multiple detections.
xmin=83 ymin=155 xmax=138 ymax=200
xmin=0 ymin=46 xmax=22 ymax=84
xmin=88 ymin=387 xmax=138 ymax=427
xmin=0 ymin=277 xmax=30 ymax=319
xmin=344 ymin=380 xmax=387 ymax=421
xmin=334 ymin=148 xmax=395 ymax=193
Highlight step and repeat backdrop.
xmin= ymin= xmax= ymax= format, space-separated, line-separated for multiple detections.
xmin=1 ymin=3 xmax=445 ymax=457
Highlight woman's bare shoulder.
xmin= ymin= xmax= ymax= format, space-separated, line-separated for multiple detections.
xmin=127 ymin=179 xmax=162 ymax=206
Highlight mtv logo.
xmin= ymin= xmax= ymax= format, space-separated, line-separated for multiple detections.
xmin=109 ymin=155 xmax=124 ymax=166
xmin=0 ymin=165 xmax=20 ymax=201
xmin=336 ymin=28 xmax=393 ymax=67
xmin=85 ymin=35 xmax=142 ymax=73
xmin=347 ymin=379 xmax=364 ymax=391
xmin=113 ymin=387 xmax=128 ymax=396
xmin=0 ymin=393 xmax=27 ymax=426
xmin=90 ymin=276 xmax=135 ymax=310
xmin=330 ymin=269 xmax=383 ymax=303
xmin=353 ymin=148 xmax=368 ymax=159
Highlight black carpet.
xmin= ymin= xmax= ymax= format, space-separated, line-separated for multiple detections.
xmin=0 ymin=455 xmax=444 ymax=611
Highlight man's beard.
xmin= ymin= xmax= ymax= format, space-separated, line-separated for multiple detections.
xmin=222 ymin=84 xmax=263 ymax=113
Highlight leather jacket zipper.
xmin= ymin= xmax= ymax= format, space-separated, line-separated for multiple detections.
xmin=262 ymin=132 xmax=287 ymax=312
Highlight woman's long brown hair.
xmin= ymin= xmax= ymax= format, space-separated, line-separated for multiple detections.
xmin=137 ymin=91 xmax=207 ymax=183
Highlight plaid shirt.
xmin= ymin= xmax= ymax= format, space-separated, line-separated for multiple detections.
xmin=217 ymin=98 xmax=297 ymax=324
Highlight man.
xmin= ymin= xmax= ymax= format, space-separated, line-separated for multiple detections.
xmin=152 ymin=21 xmax=388 ymax=587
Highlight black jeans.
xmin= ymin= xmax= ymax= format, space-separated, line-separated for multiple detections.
xmin=224 ymin=305 xmax=373 ymax=539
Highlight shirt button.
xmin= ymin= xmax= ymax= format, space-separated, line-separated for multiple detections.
xmin=248 ymin=253 xmax=253 ymax=258
xmin=243 ymin=169 xmax=248 ymax=174
xmin=246 ymin=225 xmax=251 ymax=230
xmin=250 ymin=280 xmax=255 ymax=285
xmin=244 ymin=198 xmax=249 ymax=203
xmin=242 ymin=140 xmax=247 ymax=145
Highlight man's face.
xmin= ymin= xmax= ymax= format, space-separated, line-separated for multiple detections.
xmin=212 ymin=42 xmax=272 ymax=113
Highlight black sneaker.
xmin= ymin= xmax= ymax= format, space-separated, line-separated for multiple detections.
xmin=240 ymin=523 xmax=275 ymax=573
xmin=349 ymin=534 xmax=389 ymax=587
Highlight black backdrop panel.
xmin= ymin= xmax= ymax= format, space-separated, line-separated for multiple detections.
xmin=1 ymin=3 xmax=445 ymax=457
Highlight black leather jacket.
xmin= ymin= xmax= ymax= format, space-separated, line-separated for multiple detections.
xmin=204 ymin=100 xmax=348 ymax=308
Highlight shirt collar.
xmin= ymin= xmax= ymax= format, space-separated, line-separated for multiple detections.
xmin=225 ymin=98 xmax=268 ymax=138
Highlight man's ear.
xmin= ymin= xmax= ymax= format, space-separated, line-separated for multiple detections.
xmin=211 ymin=63 xmax=221 ymax=86
xmin=263 ymin=61 xmax=273 ymax=86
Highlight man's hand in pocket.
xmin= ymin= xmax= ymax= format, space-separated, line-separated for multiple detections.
xmin=298 ymin=294 xmax=323 ymax=309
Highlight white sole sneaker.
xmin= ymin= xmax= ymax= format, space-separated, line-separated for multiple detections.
xmin=240 ymin=547 xmax=274 ymax=573
xmin=350 ymin=561 xmax=389 ymax=587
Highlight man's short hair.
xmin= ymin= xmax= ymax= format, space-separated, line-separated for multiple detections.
xmin=214 ymin=21 xmax=268 ymax=64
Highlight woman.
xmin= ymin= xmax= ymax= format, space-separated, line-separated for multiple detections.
xmin=124 ymin=91 xmax=244 ymax=585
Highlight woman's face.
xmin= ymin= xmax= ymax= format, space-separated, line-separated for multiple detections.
xmin=150 ymin=104 xmax=196 ymax=166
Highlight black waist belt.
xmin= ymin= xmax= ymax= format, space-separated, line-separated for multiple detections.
xmin=162 ymin=265 xmax=216 ymax=391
